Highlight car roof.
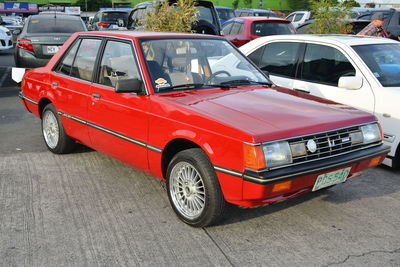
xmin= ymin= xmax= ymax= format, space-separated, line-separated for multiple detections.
xmin=215 ymin=6 xmax=234 ymax=10
xmin=29 ymin=14 xmax=81 ymax=20
xmin=248 ymin=34 xmax=400 ymax=47
xmin=236 ymin=8 xmax=273 ymax=12
xmin=232 ymin=16 xmax=289 ymax=22
xmin=78 ymin=31 xmax=225 ymax=39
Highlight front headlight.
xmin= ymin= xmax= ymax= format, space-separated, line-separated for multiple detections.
xmin=361 ymin=123 xmax=381 ymax=144
xmin=263 ymin=141 xmax=293 ymax=168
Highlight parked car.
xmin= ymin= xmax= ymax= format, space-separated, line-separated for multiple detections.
xmin=215 ymin=6 xmax=236 ymax=25
xmin=286 ymin=11 xmax=312 ymax=29
xmin=296 ymin=19 xmax=371 ymax=35
xmin=0 ymin=23 xmax=13 ymax=52
xmin=235 ymin=8 xmax=279 ymax=18
xmin=91 ymin=10 xmax=129 ymax=31
xmin=17 ymin=31 xmax=389 ymax=226
xmin=128 ymin=0 xmax=221 ymax=35
xmin=357 ymin=8 xmax=400 ymax=40
xmin=222 ymin=17 xmax=295 ymax=47
xmin=14 ymin=15 xmax=87 ymax=68
xmin=240 ymin=34 xmax=399 ymax=167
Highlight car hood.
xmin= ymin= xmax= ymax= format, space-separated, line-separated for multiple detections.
xmin=159 ymin=86 xmax=376 ymax=143
xmin=0 ymin=26 xmax=8 ymax=33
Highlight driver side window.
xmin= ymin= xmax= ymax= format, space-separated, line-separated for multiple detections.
xmin=301 ymin=44 xmax=356 ymax=86
xmin=98 ymin=41 xmax=141 ymax=88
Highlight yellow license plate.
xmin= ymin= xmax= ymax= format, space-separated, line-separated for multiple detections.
xmin=312 ymin=167 xmax=351 ymax=191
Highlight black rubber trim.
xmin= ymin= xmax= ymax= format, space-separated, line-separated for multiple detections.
xmin=243 ymin=144 xmax=390 ymax=185
xmin=57 ymin=110 xmax=163 ymax=153
xmin=19 ymin=92 xmax=38 ymax=105
xmin=214 ymin=165 xmax=242 ymax=178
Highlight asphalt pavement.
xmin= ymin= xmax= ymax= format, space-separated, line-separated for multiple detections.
xmin=0 ymin=48 xmax=400 ymax=266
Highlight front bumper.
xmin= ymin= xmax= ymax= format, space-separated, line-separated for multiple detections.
xmin=234 ymin=143 xmax=390 ymax=207
xmin=0 ymin=37 xmax=13 ymax=51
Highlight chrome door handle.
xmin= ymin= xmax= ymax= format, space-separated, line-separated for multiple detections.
xmin=92 ymin=93 xmax=101 ymax=98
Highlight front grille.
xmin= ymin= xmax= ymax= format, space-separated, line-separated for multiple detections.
xmin=287 ymin=124 xmax=379 ymax=165
xmin=0 ymin=40 xmax=5 ymax=46
xmin=8 ymin=40 xmax=12 ymax=46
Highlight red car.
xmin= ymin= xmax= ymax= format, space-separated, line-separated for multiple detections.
xmin=222 ymin=17 xmax=295 ymax=47
xmin=18 ymin=31 xmax=389 ymax=227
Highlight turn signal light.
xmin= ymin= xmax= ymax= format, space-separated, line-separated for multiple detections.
xmin=17 ymin=39 xmax=34 ymax=52
xmin=272 ymin=181 xmax=292 ymax=192
xmin=368 ymin=156 xmax=383 ymax=168
xmin=243 ymin=143 xmax=266 ymax=170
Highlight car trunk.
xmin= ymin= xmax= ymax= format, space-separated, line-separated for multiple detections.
xmin=26 ymin=33 xmax=72 ymax=59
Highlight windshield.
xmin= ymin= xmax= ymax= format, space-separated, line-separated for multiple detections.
xmin=217 ymin=9 xmax=235 ymax=21
xmin=27 ymin=18 xmax=85 ymax=33
xmin=140 ymin=38 xmax=270 ymax=93
xmin=353 ymin=43 xmax=400 ymax=87
xmin=252 ymin=22 xmax=294 ymax=36
xmin=101 ymin=12 xmax=128 ymax=23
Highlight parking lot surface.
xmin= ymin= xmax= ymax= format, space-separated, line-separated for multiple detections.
xmin=1 ymin=49 xmax=400 ymax=266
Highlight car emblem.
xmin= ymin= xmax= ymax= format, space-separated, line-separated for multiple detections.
xmin=327 ymin=138 xmax=335 ymax=148
xmin=306 ymin=139 xmax=317 ymax=153
xmin=54 ymin=37 xmax=60 ymax=41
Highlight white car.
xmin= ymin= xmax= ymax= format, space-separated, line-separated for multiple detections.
xmin=285 ymin=11 xmax=312 ymax=29
xmin=240 ymin=35 xmax=400 ymax=168
xmin=0 ymin=25 xmax=13 ymax=51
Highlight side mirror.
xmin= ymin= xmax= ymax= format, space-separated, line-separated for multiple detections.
xmin=338 ymin=76 xmax=363 ymax=90
xmin=262 ymin=70 xmax=270 ymax=78
xmin=115 ymin=78 xmax=144 ymax=94
xmin=13 ymin=29 xmax=21 ymax=35
xmin=117 ymin=18 xmax=125 ymax=27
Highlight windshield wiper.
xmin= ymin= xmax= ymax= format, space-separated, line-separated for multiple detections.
xmin=161 ymin=83 xmax=230 ymax=91
xmin=219 ymin=79 xmax=272 ymax=86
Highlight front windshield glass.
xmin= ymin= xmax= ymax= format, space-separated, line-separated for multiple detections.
xmin=140 ymin=38 xmax=270 ymax=93
xmin=353 ymin=43 xmax=400 ymax=87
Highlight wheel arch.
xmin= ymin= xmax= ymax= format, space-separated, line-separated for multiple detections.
xmin=38 ymin=97 xmax=53 ymax=118
xmin=161 ymin=138 xmax=214 ymax=179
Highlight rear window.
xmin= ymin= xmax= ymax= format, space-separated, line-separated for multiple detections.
xmin=101 ymin=12 xmax=128 ymax=23
xmin=27 ymin=18 xmax=85 ymax=33
xmin=251 ymin=21 xmax=294 ymax=36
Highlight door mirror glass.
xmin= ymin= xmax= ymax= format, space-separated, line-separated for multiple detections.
xmin=13 ymin=29 xmax=21 ymax=35
xmin=338 ymin=76 xmax=363 ymax=90
xmin=115 ymin=78 xmax=144 ymax=93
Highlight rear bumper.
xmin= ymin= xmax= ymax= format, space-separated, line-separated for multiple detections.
xmin=230 ymin=144 xmax=390 ymax=207
xmin=15 ymin=48 xmax=50 ymax=68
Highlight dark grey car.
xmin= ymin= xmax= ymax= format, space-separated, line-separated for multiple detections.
xmin=14 ymin=15 xmax=87 ymax=68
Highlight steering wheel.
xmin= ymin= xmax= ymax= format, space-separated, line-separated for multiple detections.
xmin=204 ymin=70 xmax=231 ymax=84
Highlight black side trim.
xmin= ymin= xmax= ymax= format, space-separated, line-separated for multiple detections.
xmin=214 ymin=165 xmax=242 ymax=178
xmin=244 ymin=144 xmax=390 ymax=185
xmin=58 ymin=110 xmax=162 ymax=152
xmin=19 ymin=92 xmax=38 ymax=105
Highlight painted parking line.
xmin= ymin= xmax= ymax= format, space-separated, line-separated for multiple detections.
xmin=0 ymin=67 xmax=11 ymax=88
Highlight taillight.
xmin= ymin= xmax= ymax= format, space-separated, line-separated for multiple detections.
xmin=17 ymin=39 xmax=34 ymax=52
xmin=98 ymin=22 xmax=109 ymax=27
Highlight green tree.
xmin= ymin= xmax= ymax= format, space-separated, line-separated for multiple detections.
xmin=243 ymin=0 xmax=252 ymax=8
xmin=343 ymin=0 xmax=360 ymax=7
xmin=232 ymin=0 xmax=239 ymax=9
xmin=75 ymin=0 xmax=112 ymax=12
xmin=288 ymin=0 xmax=310 ymax=11
xmin=309 ymin=0 xmax=353 ymax=34
xmin=141 ymin=0 xmax=198 ymax=33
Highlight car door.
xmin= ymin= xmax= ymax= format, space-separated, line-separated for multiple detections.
xmin=88 ymin=39 xmax=150 ymax=170
xmin=293 ymin=43 xmax=375 ymax=113
xmin=247 ymin=41 xmax=302 ymax=90
xmin=227 ymin=20 xmax=246 ymax=47
xmin=51 ymin=37 xmax=102 ymax=146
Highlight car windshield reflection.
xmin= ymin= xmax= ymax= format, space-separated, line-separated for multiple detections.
xmin=140 ymin=38 xmax=271 ymax=93
xmin=353 ymin=43 xmax=400 ymax=87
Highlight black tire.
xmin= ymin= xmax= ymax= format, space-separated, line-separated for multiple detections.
xmin=41 ymin=103 xmax=76 ymax=154
xmin=166 ymin=148 xmax=225 ymax=227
